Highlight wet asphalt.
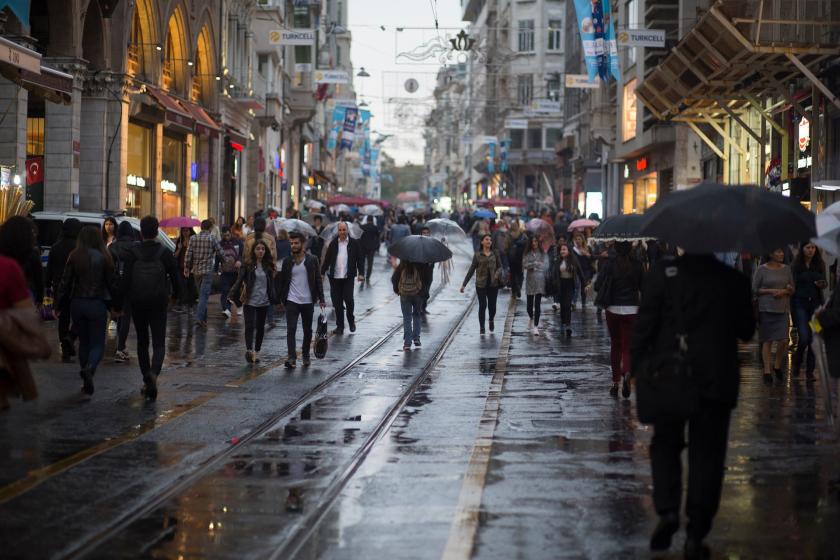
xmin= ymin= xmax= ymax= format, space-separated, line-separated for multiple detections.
xmin=1 ymin=243 xmax=839 ymax=559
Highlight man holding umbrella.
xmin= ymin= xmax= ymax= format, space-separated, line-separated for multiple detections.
xmin=321 ymin=222 xmax=364 ymax=334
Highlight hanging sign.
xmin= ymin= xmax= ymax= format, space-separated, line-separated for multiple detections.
xmin=529 ymin=100 xmax=561 ymax=114
xmin=270 ymin=29 xmax=315 ymax=45
xmin=572 ymin=0 xmax=620 ymax=83
xmin=481 ymin=136 xmax=498 ymax=145
xmin=505 ymin=119 xmax=528 ymax=129
xmin=617 ymin=29 xmax=666 ymax=48
xmin=339 ymin=107 xmax=358 ymax=151
xmin=0 ymin=36 xmax=40 ymax=74
xmin=314 ymin=70 xmax=350 ymax=84
xmin=799 ymin=116 xmax=810 ymax=152
xmin=565 ymin=74 xmax=601 ymax=89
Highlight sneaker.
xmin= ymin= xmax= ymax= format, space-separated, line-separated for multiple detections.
xmin=531 ymin=326 xmax=539 ymax=336
xmin=284 ymin=360 xmax=297 ymax=369
xmin=527 ymin=319 xmax=533 ymax=330
xmin=403 ymin=344 xmax=411 ymax=351
xmin=480 ymin=327 xmax=486 ymax=335
xmin=253 ymin=352 xmax=261 ymax=363
xmin=223 ymin=309 xmax=232 ymax=319
xmin=621 ymin=374 xmax=632 ymax=399
xmin=413 ymin=339 xmax=421 ymax=347
xmin=565 ymin=327 xmax=572 ymax=338
xmin=348 ymin=318 xmax=356 ymax=332
xmin=762 ymin=373 xmax=773 ymax=384
xmin=609 ymin=384 xmax=619 ymax=397
xmin=333 ymin=328 xmax=344 ymax=335
xmin=552 ymin=303 xmax=559 ymax=311
xmin=246 ymin=350 xmax=255 ymax=364
xmin=302 ymin=357 xmax=311 ymax=367
xmin=80 ymin=368 xmax=94 ymax=395
xmin=114 ymin=350 xmax=129 ymax=363
xmin=142 ymin=372 xmax=158 ymax=402
xmin=489 ymin=320 xmax=494 ymax=332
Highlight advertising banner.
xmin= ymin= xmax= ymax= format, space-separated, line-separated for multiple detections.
xmin=488 ymin=140 xmax=496 ymax=174
xmin=500 ymin=140 xmax=509 ymax=173
xmin=572 ymin=0 xmax=620 ymax=83
xmin=327 ymin=105 xmax=346 ymax=151
xmin=339 ymin=107 xmax=358 ymax=151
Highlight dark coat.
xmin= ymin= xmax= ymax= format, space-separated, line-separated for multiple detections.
xmin=108 ymin=233 xmax=139 ymax=277
xmin=817 ymin=287 xmax=840 ymax=378
xmin=279 ymin=254 xmax=325 ymax=305
xmin=631 ymin=255 xmax=755 ymax=408
xmin=57 ymin=249 xmax=121 ymax=310
xmin=595 ymin=255 xmax=645 ymax=307
xmin=321 ymin=237 xmax=364 ymax=278
xmin=546 ymin=246 xmax=585 ymax=296
xmin=46 ymin=220 xmax=82 ymax=293
xmin=120 ymin=240 xmax=181 ymax=308
xmin=360 ymin=223 xmax=380 ymax=253
xmin=228 ymin=262 xmax=278 ymax=306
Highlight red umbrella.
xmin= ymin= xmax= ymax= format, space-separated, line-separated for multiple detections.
xmin=490 ymin=197 xmax=527 ymax=207
xmin=159 ymin=216 xmax=200 ymax=228
xmin=568 ymin=219 xmax=600 ymax=231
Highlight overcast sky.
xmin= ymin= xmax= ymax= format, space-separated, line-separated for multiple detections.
xmin=349 ymin=0 xmax=465 ymax=166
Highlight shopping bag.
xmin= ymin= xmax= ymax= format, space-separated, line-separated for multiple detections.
xmin=40 ymin=290 xmax=56 ymax=321
xmin=314 ymin=313 xmax=329 ymax=359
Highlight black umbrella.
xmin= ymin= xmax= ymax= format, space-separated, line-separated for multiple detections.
xmin=388 ymin=235 xmax=453 ymax=263
xmin=592 ymin=214 xmax=651 ymax=241
xmin=640 ymin=182 xmax=816 ymax=254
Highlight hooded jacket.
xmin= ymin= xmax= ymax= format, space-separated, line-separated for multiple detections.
xmin=46 ymin=218 xmax=82 ymax=293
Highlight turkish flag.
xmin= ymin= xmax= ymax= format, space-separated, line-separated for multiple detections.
xmin=26 ymin=156 xmax=43 ymax=185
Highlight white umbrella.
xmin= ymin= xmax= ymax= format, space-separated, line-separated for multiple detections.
xmin=274 ymin=218 xmax=317 ymax=237
xmin=320 ymin=221 xmax=362 ymax=241
xmin=814 ymin=227 xmax=840 ymax=257
xmin=817 ymin=212 xmax=840 ymax=236
xmin=332 ymin=203 xmax=352 ymax=215
xmin=305 ymin=200 xmax=326 ymax=210
xmin=426 ymin=218 xmax=466 ymax=238
xmin=361 ymin=204 xmax=383 ymax=216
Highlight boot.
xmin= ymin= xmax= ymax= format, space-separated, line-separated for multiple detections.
xmin=650 ymin=511 xmax=679 ymax=551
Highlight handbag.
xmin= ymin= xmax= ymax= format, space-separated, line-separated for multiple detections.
xmin=594 ymin=270 xmax=612 ymax=309
xmin=635 ymin=266 xmax=700 ymax=424
xmin=314 ymin=313 xmax=329 ymax=359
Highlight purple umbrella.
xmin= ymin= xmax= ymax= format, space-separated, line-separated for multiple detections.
xmin=159 ymin=216 xmax=201 ymax=228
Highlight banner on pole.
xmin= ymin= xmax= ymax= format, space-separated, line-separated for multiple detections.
xmin=339 ymin=107 xmax=358 ymax=151
xmin=572 ymin=0 xmax=620 ymax=83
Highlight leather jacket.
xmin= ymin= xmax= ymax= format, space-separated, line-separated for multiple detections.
xmin=279 ymin=254 xmax=325 ymax=305
xmin=229 ymin=262 xmax=278 ymax=306
xmin=57 ymin=248 xmax=120 ymax=310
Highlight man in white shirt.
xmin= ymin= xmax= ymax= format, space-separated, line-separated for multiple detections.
xmin=279 ymin=232 xmax=325 ymax=368
xmin=321 ymin=222 xmax=364 ymax=334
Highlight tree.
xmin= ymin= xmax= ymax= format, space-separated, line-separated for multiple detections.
xmin=379 ymin=151 xmax=426 ymax=204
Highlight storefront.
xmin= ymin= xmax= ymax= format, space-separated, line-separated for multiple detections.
xmin=182 ymin=101 xmax=220 ymax=219
xmin=126 ymin=120 xmax=153 ymax=218
xmin=161 ymin=132 xmax=185 ymax=220
xmin=620 ymin=155 xmax=666 ymax=214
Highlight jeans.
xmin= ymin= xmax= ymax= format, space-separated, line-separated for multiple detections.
xmin=509 ymin=265 xmax=523 ymax=297
xmin=400 ymin=295 xmax=423 ymax=344
xmin=195 ymin=272 xmax=214 ymax=322
xmin=558 ymin=277 xmax=575 ymax=326
xmin=286 ymin=301 xmax=315 ymax=361
xmin=132 ymin=306 xmax=167 ymax=378
xmin=244 ymin=305 xmax=269 ymax=351
xmin=365 ymin=250 xmax=376 ymax=280
xmin=526 ymin=294 xmax=542 ymax=326
xmin=792 ymin=299 xmax=818 ymax=373
xmin=651 ymin=404 xmax=731 ymax=540
xmin=605 ymin=311 xmax=636 ymax=383
xmin=476 ymin=286 xmax=499 ymax=329
xmin=219 ymin=271 xmax=238 ymax=312
xmin=71 ymin=298 xmax=108 ymax=373
xmin=329 ymin=277 xmax=355 ymax=330
xmin=116 ymin=299 xmax=132 ymax=352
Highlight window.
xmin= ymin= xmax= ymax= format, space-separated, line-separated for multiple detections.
xmin=528 ymin=129 xmax=542 ymax=149
xmin=626 ymin=0 xmax=638 ymax=66
xmin=545 ymin=127 xmax=563 ymax=148
xmin=622 ymin=79 xmax=637 ymax=141
xmin=548 ymin=19 xmax=562 ymax=51
xmin=518 ymin=20 xmax=535 ymax=52
xmin=257 ymin=54 xmax=268 ymax=78
xmin=546 ymin=76 xmax=561 ymax=101
xmin=510 ymin=129 xmax=524 ymax=149
xmin=336 ymin=45 xmax=342 ymax=66
xmin=517 ymin=74 xmax=533 ymax=106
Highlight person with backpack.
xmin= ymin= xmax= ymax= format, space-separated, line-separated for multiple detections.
xmin=121 ymin=216 xmax=180 ymax=401
xmin=278 ymin=232 xmax=325 ymax=368
xmin=217 ymin=226 xmax=243 ymax=321
xmin=461 ymin=234 xmax=504 ymax=334
xmin=108 ymin=221 xmax=139 ymax=363
xmin=392 ymin=260 xmax=424 ymax=351
xmin=228 ymin=239 xmax=277 ymax=364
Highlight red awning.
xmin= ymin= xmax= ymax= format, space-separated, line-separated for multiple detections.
xmin=146 ymin=87 xmax=194 ymax=131
xmin=490 ymin=197 xmax=527 ymax=207
xmin=181 ymin=100 xmax=221 ymax=138
xmin=326 ymin=194 xmax=381 ymax=207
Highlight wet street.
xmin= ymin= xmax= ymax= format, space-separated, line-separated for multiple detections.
xmin=2 ymin=245 xmax=840 ymax=559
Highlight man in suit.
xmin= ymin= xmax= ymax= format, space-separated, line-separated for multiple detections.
xmin=320 ymin=222 xmax=364 ymax=334
xmin=631 ymin=254 xmax=755 ymax=559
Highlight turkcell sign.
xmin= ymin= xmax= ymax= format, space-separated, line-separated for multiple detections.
xmin=269 ymin=29 xmax=315 ymax=45
xmin=617 ymin=28 xmax=666 ymax=48
xmin=505 ymin=119 xmax=528 ymax=129
xmin=565 ymin=74 xmax=601 ymax=89
xmin=315 ymin=70 xmax=350 ymax=84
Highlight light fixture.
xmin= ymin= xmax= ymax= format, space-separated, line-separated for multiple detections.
xmin=187 ymin=60 xmax=194 ymax=67
xmin=12 ymin=174 xmax=21 ymax=186
xmin=155 ymin=43 xmax=162 ymax=52
xmin=356 ymin=67 xmax=370 ymax=78
xmin=215 ymin=74 xmax=221 ymax=81
xmin=228 ymin=83 xmax=234 ymax=89
xmin=359 ymin=100 xmax=369 ymax=107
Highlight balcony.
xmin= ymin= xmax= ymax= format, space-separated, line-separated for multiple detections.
xmin=285 ymin=73 xmax=316 ymax=124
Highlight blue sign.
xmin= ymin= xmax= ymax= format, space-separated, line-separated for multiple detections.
xmin=327 ymin=106 xmax=346 ymax=151
xmin=500 ymin=140 xmax=509 ymax=172
xmin=487 ymin=141 xmax=496 ymax=174
xmin=339 ymin=107 xmax=358 ymax=151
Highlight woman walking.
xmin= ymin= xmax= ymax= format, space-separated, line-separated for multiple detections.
xmin=753 ymin=248 xmax=794 ymax=383
xmin=791 ymin=242 xmax=827 ymax=380
xmin=56 ymin=226 xmax=120 ymax=395
xmin=523 ymin=235 xmax=546 ymax=335
xmin=461 ymin=234 xmax=503 ymax=334
xmin=550 ymin=242 xmax=583 ymax=338
xmin=102 ymin=216 xmax=117 ymax=247
xmin=595 ymin=241 xmax=645 ymax=398
xmin=108 ymin=221 xmax=138 ymax=362
xmin=572 ymin=232 xmax=594 ymax=308
xmin=229 ymin=240 xmax=277 ymax=364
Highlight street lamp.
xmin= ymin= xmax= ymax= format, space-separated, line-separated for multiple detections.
xmin=356 ymin=67 xmax=370 ymax=78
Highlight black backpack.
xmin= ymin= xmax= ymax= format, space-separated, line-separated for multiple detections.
xmin=130 ymin=245 xmax=169 ymax=306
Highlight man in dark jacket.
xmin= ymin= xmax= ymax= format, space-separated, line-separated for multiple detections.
xmin=47 ymin=218 xmax=82 ymax=361
xmin=121 ymin=216 xmax=180 ymax=401
xmin=359 ymin=216 xmax=380 ymax=283
xmin=320 ymin=222 xmax=364 ymax=334
xmin=279 ymin=232 xmax=326 ymax=368
xmin=109 ymin=221 xmax=139 ymax=363
xmin=631 ymin=254 xmax=754 ymax=559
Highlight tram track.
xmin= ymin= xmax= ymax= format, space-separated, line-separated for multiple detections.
xmin=61 ymin=279 xmax=465 ymax=559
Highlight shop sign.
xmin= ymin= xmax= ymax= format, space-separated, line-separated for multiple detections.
xmin=528 ymin=100 xmax=561 ymax=114
xmin=798 ymin=156 xmax=812 ymax=169
xmin=127 ymin=174 xmax=148 ymax=188
xmin=617 ymin=29 xmax=666 ymax=48
xmin=295 ymin=63 xmax=312 ymax=73
xmin=798 ymin=116 xmax=810 ymax=152
xmin=160 ymin=180 xmax=178 ymax=193
xmin=0 ymin=36 xmax=41 ymax=74
xmin=565 ymin=74 xmax=601 ymax=89
xmin=314 ymin=70 xmax=350 ymax=84
xmin=270 ymin=29 xmax=315 ymax=46
xmin=481 ymin=136 xmax=498 ymax=145
xmin=635 ymin=157 xmax=648 ymax=171
xmin=504 ymin=119 xmax=528 ymax=129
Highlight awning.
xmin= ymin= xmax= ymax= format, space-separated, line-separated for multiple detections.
xmin=146 ymin=87 xmax=194 ymax=132
xmin=0 ymin=37 xmax=73 ymax=105
xmin=635 ymin=0 xmax=840 ymax=124
xmin=181 ymin=100 xmax=221 ymax=138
